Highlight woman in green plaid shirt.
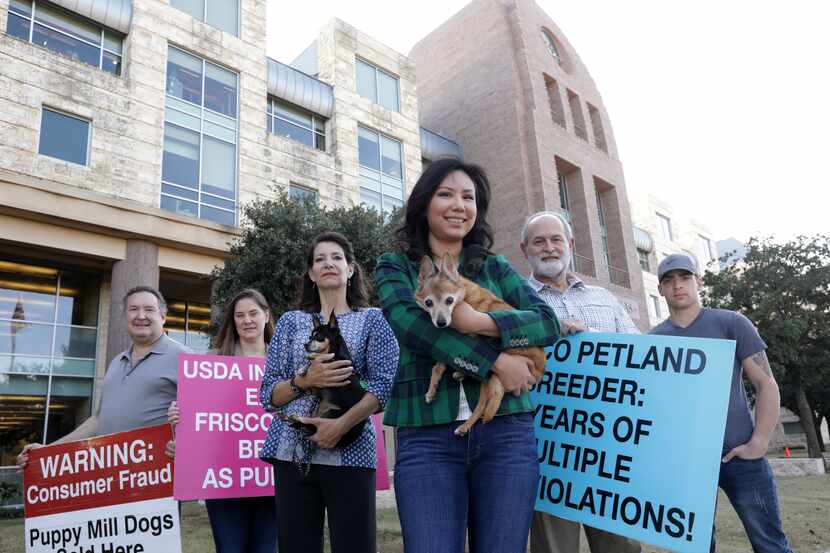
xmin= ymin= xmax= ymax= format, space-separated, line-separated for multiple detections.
xmin=375 ymin=158 xmax=560 ymax=553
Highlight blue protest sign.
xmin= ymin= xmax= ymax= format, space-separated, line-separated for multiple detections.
xmin=531 ymin=333 xmax=736 ymax=552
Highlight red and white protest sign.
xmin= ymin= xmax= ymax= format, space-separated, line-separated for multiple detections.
xmin=174 ymin=354 xmax=390 ymax=500
xmin=23 ymin=424 xmax=181 ymax=553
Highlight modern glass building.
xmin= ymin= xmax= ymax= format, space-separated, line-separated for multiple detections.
xmin=0 ymin=259 xmax=98 ymax=463
xmin=0 ymin=256 xmax=217 ymax=466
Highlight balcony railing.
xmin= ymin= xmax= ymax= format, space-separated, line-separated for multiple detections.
xmin=608 ymin=265 xmax=631 ymax=288
xmin=571 ymin=253 xmax=631 ymax=289
xmin=572 ymin=252 xmax=595 ymax=278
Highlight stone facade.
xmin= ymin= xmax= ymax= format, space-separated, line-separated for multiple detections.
xmin=768 ymin=458 xmax=826 ymax=477
xmin=284 ymin=19 xmax=422 ymax=208
xmin=629 ymin=190 xmax=720 ymax=327
xmin=410 ymin=0 xmax=648 ymax=329
xmin=768 ymin=407 xmax=830 ymax=454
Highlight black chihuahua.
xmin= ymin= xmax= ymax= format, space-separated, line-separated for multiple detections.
xmin=282 ymin=311 xmax=367 ymax=449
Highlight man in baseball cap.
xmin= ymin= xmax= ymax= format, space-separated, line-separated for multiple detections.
xmin=650 ymin=254 xmax=792 ymax=553
xmin=657 ymin=253 xmax=699 ymax=281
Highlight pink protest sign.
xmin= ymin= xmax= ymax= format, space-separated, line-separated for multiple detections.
xmin=174 ymin=354 xmax=390 ymax=500
xmin=174 ymin=354 xmax=273 ymax=500
xmin=372 ymin=414 xmax=391 ymax=490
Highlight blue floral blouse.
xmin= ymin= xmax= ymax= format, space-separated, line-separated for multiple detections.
xmin=259 ymin=308 xmax=398 ymax=469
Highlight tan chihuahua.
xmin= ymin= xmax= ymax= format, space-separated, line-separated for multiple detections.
xmin=414 ymin=253 xmax=546 ymax=435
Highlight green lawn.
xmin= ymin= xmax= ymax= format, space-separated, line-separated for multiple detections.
xmin=3 ymin=475 xmax=828 ymax=552
xmin=637 ymin=476 xmax=830 ymax=553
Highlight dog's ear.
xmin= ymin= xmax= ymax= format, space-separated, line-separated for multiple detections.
xmin=442 ymin=252 xmax=460 ymax=282
xmin=327 ymin=309 xmax=338 ymax=330
xmin=312 ymin=315 xmax=321 ymax=329
xmin=437 ymin=253 xmax=453 ymax=277
xmin=418 ymin=256 xmax=437 ymax=284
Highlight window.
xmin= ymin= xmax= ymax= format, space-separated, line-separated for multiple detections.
xmin=782 ymin=422 xmax=803 ymax=436
xmin=596 ymin=189 xmax=612 ymax=270
xmin=557 ymin=171 xmax=570 ymax=221
xmin=164 ymin=300 xmax=211 ymax=352
xmin=567 ymin=89 xmax=587 ymax=141
xmin=170 ymin=0 xmax=239 ymax=36
xmin=698 ymin=235 xmax=715 ymax=263
xmin=355 ymin=58 xmax=399 ymax=112
xmin=637 ymin=250 xmax=651 ymax=272
xmin=0 ymin=259 xmax=100 ymax=457
xmin=358 ymin=126 xmax=404 ymax=213
xmin=587 ymin=103 xmax=607 ymax=152
xmin=594 ymin=178 xmax=630 ymax=288
xmin=657 ymin=213 xmax=673 ymax=242
xmin=267 ymin=98 xmax=326 ymax=151
xmin=289 ymin=184 xmax=318 ymax=204
xmin=649 ymin=295 xmax=662 ymax=320
xmin=541 ymin=29 xmax=561 ymax=65
xmin=8 ymin=0 xmax=123 ymax=75
xmin=544 ymin=74 xmax=566 ymax=128
xmin=162 ymin=46 xmax=238 ymax=226
xmin=39 ymin=108 xmax=90 ymax=165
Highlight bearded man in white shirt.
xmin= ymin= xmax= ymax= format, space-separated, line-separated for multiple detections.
xmin=521 ymin=211 xmax=641 ymax=553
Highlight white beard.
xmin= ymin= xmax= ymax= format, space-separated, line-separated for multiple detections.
xmin=529 ymin=252 xmax=570 ymax=280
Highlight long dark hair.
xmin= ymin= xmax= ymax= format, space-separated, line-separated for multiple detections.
xmin=213 ymin=288 xmax=275 ymax=355
xmin=396 ymin=158 xmax=494 ymax=275
xmin=296 ymin=231 xmax=369 ymax=313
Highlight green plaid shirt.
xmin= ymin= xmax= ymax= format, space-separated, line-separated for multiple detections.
xmin=375 ymin=250 xmax=560 ymax=427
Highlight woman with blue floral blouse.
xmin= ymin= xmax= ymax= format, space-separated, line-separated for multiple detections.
xmin=259 ymin=231 xmax=398 ymax=553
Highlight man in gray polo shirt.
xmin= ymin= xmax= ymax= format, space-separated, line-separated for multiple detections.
xmin=17 ymin=286 xmax=190 ymax=465
xmin=650 ymin=254 xmax=792 ymax=553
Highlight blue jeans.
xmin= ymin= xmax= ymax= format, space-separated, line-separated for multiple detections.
xmin=394 ymin=413 xmax=539 ymax=553
xmin=206 ymin=497 xmax=278 ymax=553
xmin=711 ymin=457 xmax=792 ymax=553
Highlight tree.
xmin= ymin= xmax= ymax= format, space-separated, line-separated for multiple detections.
xmin=702 ymin=234 xmax=830 ymax=459
xmin=211 ymin=193 xmax=402 ymax=320
xmin=808 ymin=335 xmax=830 ymax=452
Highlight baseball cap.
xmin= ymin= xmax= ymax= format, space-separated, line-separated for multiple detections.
xmin=658 ymin=253 xmax=698 ymax=282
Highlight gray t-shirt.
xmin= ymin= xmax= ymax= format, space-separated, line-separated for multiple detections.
xmin=649 ymin=308 xmax=766 ymax=454
xmin=96 ymin=334 xmax=191 ymax=436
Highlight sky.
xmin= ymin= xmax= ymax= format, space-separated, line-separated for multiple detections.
xmin=266 ymin=1 xmax=830 ymax=243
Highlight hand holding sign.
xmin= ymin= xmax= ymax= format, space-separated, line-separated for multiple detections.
xmin=16 ymin=443 xmax=42 ymax=468
xmin=167 ymin=401 xmax=180 ymax=427
xmin=166 ymin=402 xmax=179 ymax=459
xmin=559 ymin=319 xmax=588 ymax=336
